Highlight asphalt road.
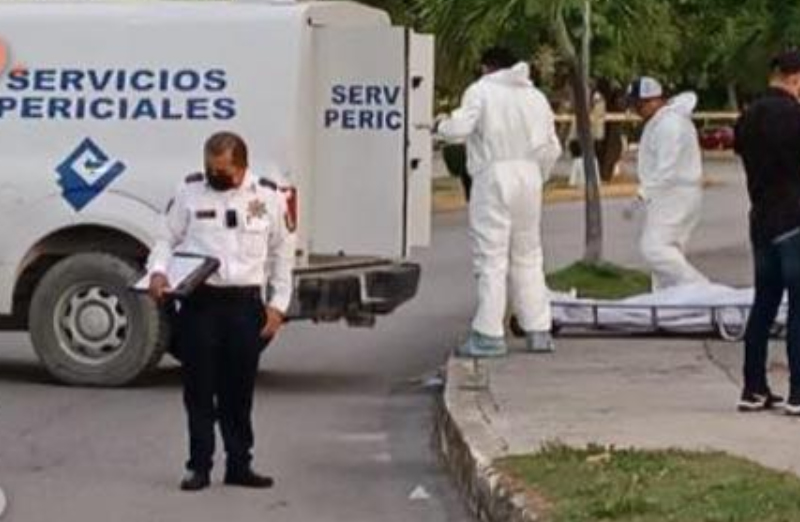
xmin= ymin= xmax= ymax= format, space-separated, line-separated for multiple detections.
xmin=0 ymin=156 xmax=751 ymax=522
xmin=0 ymin=208 xmax=478 ymax=522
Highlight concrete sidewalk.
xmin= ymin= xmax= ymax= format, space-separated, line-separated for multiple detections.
xmin=439 ymin=336 xmax=800 ymax=521
xmin=435 ymin=157 xmax=789 ymax=521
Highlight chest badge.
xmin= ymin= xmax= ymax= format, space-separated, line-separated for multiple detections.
xmin=247 ymin=199 xmax=267 ymax=221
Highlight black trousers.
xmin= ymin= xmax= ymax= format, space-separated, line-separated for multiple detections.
xmin=744 ymin=232 xmax=800 ymax=397
xmin=460 ymin=172 xmax=472 ymax=202
xmin=175 ymin=285 xmax=266 ymax=474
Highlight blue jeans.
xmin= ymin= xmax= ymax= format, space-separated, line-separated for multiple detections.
xmin=744 ymin=232 xmax=800 ymax=396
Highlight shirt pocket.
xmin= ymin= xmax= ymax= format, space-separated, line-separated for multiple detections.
xmin=241 ymin=213 xmax=270 ymax=258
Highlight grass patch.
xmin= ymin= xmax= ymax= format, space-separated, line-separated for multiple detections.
xmin=499 ymin=444 xmax=800 ymax=522
xmin=547 ymin=262 xmax=650 ymax=299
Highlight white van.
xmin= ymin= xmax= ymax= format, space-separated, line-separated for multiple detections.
xmin=0 ymin=0 xmax=434 ymax=385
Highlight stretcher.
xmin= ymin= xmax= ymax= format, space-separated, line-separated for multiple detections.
xmin=515 ymin=283 xmax=787 ymax=342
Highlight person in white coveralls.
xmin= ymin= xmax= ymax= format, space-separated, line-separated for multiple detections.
xmin=627 ymin=76 xmax=708 ymax=290
xmin=435 ymin=47 xmax=562 ymax=357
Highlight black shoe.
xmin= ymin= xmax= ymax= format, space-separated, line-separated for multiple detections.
xmin=737 ymin=388 xmax=784 ymax=412
xmin=224 ymin=468 xmax=274 ymax=489
xmin=180 ymin=470 xmax=210 ymax=492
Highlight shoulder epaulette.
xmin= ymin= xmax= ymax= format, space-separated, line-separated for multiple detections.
xmin=185 ymin=172 xmax=204 ymax=184
xmin=258 ymin=177 xmax=278 ymax=191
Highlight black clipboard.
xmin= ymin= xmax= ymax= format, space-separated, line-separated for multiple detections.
xmin=133 ymin=253 xmax=221 ymax=297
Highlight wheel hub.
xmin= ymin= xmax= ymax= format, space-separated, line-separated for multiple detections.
xmin=57 ymin=285 xmax=129 ymax=365
xmin=77 ymin=303 xmax=113 ymax=340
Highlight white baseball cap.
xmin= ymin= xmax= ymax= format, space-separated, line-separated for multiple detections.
xmin=627 ymin=76 xmax=664 ymax=102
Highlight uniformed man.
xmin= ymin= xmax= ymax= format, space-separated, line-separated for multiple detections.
xmin=147 ymin=131 xmax=296 ymax=491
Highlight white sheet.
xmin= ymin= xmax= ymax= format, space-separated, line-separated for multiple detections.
xmin=551 ymin=283 xmax=786 ymax=336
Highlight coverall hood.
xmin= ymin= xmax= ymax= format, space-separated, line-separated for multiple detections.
xmin=484 ymin=62 xmax=533 ymax=89
xmin=664 ymin=92 xmax=698 ymax=117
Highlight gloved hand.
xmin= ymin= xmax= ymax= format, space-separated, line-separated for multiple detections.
xmin=432 ymin=113 xmax=449 ymax=135
xmin=622 ymin=197 xmax=644 ymax=221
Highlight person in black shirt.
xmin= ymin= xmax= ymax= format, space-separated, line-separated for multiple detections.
xmin=734 ymin=50 xmax=800 ymax=415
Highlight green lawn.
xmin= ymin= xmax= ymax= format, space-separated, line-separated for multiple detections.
xmin=547 ymin=262 xmax=651 ymax=299
xmin=499 ymin=444 xmax=800 ymax=522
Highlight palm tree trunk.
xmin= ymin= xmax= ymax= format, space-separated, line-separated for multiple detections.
xmin=552 ymin=7 xmax=603 ymax=263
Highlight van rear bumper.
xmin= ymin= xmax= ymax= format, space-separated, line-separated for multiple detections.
xmin=287 ymin=261 xmax=421 ymax=326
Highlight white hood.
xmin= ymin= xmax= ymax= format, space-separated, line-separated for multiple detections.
xmin=484 ymin=62 xmax=533 ymax=89
xmin=663 ymin=92 xmax=698 ymax=117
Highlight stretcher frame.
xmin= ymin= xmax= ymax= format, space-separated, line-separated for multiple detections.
xmin=546 ymin=301 xmax=787 ymax=342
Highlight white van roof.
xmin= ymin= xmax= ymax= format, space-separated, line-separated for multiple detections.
xmin=0 ymin=0 xmax=391 ymax=27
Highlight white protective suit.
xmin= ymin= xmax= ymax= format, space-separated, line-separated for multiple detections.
xmin=438 ymin=63 xmax=562 ymax=338
xmin=637 ymin=92 xmax=708 ymax=290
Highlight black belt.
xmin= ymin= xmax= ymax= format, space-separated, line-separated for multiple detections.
xmin=193 ymin=285 xmax=262 ymax=300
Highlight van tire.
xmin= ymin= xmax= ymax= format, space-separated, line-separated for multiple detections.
xmin=29 ymin=253 xmax=168 ymax=386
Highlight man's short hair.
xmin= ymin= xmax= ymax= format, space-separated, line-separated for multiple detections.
xmin=771 ymin=50 xmax=800 ymax=76
xmin=204 ymin=131 xmax=248 ymax=168
xmin=480 ymin=47 xmax=518 ymax=71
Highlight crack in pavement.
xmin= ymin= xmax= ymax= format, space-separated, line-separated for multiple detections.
xmin=702 ymin=339 xmax=740 ymax=388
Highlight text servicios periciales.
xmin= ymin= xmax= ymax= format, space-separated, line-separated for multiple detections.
xmin=0 ymin=68 xmax=236 ymax=121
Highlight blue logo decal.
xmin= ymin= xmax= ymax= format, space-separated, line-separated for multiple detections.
xmin=56 ymin=138 xmax=126 ymax=211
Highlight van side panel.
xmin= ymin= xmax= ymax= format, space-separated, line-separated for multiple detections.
xmin=0 ymin=2 xmax=308 ymax=313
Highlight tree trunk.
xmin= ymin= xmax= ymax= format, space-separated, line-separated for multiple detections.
xmin=597 ymin=84 xmax=625 ymax=182
xmin=571 ymin=68 xmax=603 ymax=264
xmin=553 ymin=9 xmax=603 ymax=264
xmin=726 ymin=82 xmax=739 ymax=111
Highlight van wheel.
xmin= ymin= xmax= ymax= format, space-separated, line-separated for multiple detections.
xmin=29 ymin=253 xmax=168 ymax=386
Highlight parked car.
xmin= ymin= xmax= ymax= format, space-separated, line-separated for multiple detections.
xmin=699 ymin=125 xmax=735 ymax=151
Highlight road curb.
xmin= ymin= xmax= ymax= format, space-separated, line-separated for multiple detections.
xmin=435 ymin=359 xmax=541 ymax=522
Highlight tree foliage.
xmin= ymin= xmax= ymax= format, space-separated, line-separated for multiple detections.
xmin=357 ymin=0 xmax=800 ymax=104
xmin=352 ymin=0 xmax=800 ymax=262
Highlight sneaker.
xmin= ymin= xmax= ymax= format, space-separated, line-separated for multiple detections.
xmin=224 ymin=468 xmax=275 ymax=489
xmin=456 ymin=331 xmax=508 ymax=358
xmin=526 ymin=331 xmax=555 ymax=353
xmin=737 ymin=388 xmax=784 ymax=412
xmin=180 ymin=470 xmax=210 ymax=492
xmin=785 ymin=394 xmax=800 ymax=416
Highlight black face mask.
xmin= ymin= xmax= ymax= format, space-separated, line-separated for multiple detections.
xmin=206 ymin=171 xmax=236 ymax=192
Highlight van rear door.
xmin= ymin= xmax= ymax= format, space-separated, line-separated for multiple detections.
xmin=311 ymin=26 xmax=432 ymax=259
xmin=405 ymin=31 xmax=434 ymax=251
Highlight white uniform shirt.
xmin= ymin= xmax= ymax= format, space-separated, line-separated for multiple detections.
xmin=147 ymin=171 xmax=296 ymax=313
